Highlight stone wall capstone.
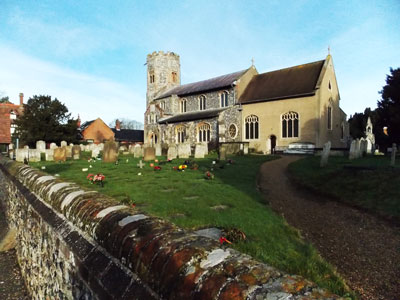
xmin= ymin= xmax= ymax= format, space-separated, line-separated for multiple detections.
xmin=0 ymin=157 xmax=342 ymax=300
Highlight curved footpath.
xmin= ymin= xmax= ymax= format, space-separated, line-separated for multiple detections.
xmin=258 ymin=155 xmax=400 ymax=300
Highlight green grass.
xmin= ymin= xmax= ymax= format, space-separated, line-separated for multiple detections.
xmin=288 ymin=155 xmax=400 ymax=220
xmin=31 ymin=152 xmax=353 ymax=298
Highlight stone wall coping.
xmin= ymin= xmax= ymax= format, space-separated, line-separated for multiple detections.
xmin=0 ymin=156 xmax=343 ymax=299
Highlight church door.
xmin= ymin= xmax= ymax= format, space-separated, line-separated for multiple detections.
xmin=270 ymin=135 xmax=276 ymax=154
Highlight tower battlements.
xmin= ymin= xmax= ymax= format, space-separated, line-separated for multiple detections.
xmin=147 ymin=51 xmax=180 ymax=59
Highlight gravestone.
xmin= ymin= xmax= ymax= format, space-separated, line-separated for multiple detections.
xmin=60 ymin=141 xmax=67 ymax=147
xmin=194 ymin=143 xmax=206 ymax=159
xmin=79 ymin=144 xmax=85 ymax=151
xmin=391 ymin=143 xmax=397 ymax=167
xmin=137 ymin=160 xmax=145 ymax=169
xmin=129 ymin=144 xmax=135 ymax=154
xmin=36 ymin=140 xmax=46 ymax=153
xmin=133 ymin=144 xmax=143 ymax=158
xmin=155 ymin=144 xmax=162 ymax=157
xmin=219 ymin=145 xmax=227 ymax=160
xmin=15 ymin=149 xmax=29 ymax=162
xmin=243 ymin=143 xmax=249 ymax=155
xmin=72 ymin=145 xmax=81 ymax=160
xmin=23 ymin=145 xmax=29 ymax=150
xmin=8 ymin=143 xmax=14 ymax=160
xmin=167 ymin=144 xmax=177 ymax=160
xmin=143 ymin=147 xmax=156 ymax=161
xmin=119 ymin=145 xmax=127 ymax=153
xmin=102 ymin=140 xmax=118 ymax=163
xmin=84 ymin=145 xmax=90 ymax=152
xmin=320 ymin=141 xmax=331 ymax=167
xmin=349 ymin=140 xmax=356 ymax=160
xmin=54 ymin=147 xmax=67 ymax=162
xmin=92 ymin=148 xmax=100 ymax=158
xmin=29 ymin=149 xmax=41 ymax=162
xmin=65 ymin=146 xmax=73 ymax=158
xmin=49 ymin=143 xmax=57 ymax=149
xmin=202 ymin=142 xmax=209 ymax=155
xmin=98 ymin=143 xmax=104 ymax=151
xmin=45 ymin=149 xmax=54 ymax=161
xmin=178 ymin=143 xmax=191 ymax=159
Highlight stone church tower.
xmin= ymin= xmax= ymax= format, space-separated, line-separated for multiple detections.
xmin=146 ymin=51 xmax=181 ymax=105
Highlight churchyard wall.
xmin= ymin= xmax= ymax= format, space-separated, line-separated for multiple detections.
xmin=0 ymin=156 xmax=341 ymax=299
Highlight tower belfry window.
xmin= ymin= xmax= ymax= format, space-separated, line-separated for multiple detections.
xmin=172 ymin=72 xmax=177 ymax=83
xmin=149 ymin=72 xmax=155 ymax=83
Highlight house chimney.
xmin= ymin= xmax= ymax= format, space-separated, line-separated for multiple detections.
xmin=115 ymin=119 xmax=121 ymax=131
xmin=19 ymin=93 xmax=24 ymax=106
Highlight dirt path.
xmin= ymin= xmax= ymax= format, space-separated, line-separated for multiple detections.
xmin=258 ymin=155 xmax=400 ymax=300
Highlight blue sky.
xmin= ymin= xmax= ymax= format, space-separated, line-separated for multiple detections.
xmin=0 ymin=0 xmax=399 ymax=124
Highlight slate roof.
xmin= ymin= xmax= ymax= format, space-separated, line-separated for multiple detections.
xmin=155 ymin=69 xmax=248 ymax=99
xmin=158 ymin=108 xmax=226 ymax=124
xmin=80 ymin=120 xmax=95 ymax=131
xmin=111 ymin=129 xmax=144 ymax=142
xmin=239 ymin=60 xmax=325 ymax=104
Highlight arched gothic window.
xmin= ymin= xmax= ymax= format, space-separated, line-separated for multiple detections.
xmin=180 ymin=99 xmax=187 ymax=113
xmin=220 ymin=91 xmax=229 ymax=108
xmin=245 ymin=115 xmax=259 ymax=139
xmin=176 ymin=125 xmax=186 ymax=143
xmin=199 ymin=95 xmax=206 ymax=111
xmin=198 ymin=123 xmax=211 ymax=142
xmin=282 ymin=112 xmax=299 ymax=138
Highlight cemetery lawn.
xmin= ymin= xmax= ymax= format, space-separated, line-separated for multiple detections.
xmin=288 ymin=155 xmax=400 ymax=220
xmin=31 ymin=153 xmax=353 ymax=298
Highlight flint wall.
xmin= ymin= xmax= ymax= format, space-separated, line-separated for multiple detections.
xmin=0 ymin=157 xmax=340 ymax=300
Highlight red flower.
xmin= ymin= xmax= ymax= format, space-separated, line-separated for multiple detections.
xmin=154 ymin=166 xmax=161 ymax=171
xmin=219 ymin=237 xmax=232 ymax=244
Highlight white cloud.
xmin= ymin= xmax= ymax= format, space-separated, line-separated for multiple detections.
xmin=0 ymin=45 xmax=145 ymax=124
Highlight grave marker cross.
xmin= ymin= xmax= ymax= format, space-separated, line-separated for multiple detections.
xmin=137 ymin=160 xmax=145 ymax=169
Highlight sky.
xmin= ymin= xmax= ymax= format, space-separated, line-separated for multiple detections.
xmin=0 ymin=0 xmax=399 ymax=125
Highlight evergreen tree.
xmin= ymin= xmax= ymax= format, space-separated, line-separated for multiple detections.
xmin=376 ymin=68 xmax=400 ymax=148
xmin=13 ymin=95 xmax=78 ymax=147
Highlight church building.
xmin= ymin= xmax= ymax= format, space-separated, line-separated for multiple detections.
xmin=144 ymin=51 xmax=348 ymax=154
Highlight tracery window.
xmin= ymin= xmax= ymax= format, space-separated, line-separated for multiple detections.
xmin=180 ymin=99 xmax=187 ymax=113
xmin=199 ymin=95 xmax=206 ymax=111
xmin=198 ymin=123 xmax=211 ymax=142
xmin=228 ymin=124 xmax=237 ymax=139
xmin=220 ymin=91 xmax=229 ymax=107
xmin=245 ymin=115 xmax=259 ymax=139
xmin=176 ymin=125 xmax=186 ymax=143
xmin=282 ymin=111 xmax=299 ymax=138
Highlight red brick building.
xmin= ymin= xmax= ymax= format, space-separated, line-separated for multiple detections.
xmin=0 ymin=93 xmax=24 ymax=150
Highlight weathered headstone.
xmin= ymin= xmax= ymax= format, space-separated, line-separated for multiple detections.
xmin=79 ymin=144 xmax=85 ymax=151
xmin=143 ymin=147 xmax=156 ymax=161
xmin=243 ymin=143 xmax=249 ymax=155
xmin=28 ymin=149 xmax=41 ymax=162
xmin=15 ymin=149 xmax=29 ymax=162
xmin=178 ymin=143 xmax=191 ymax=159
xmin=8 ymin=143 xmax=14 ymax=160
xmin=36 ymin=140 xmax=46 ymax=153
xmin=45 ymin=149 xmax=54 ymax=161
xmin=92 ymin=148 xmax=100 ymax=158
xmin=65 ymin=146 xmax=73 ymax=158
xmin=320 ymin=141 xmax=331 ymax=167
xmin=60 ymin=141 xmax=67 ymax=147
xmin=98 ymin=143 xmax=104 ymax=151
xmin=155 ymin=144 xmax=162 ymax=157
xmin=167 ymin=144 xmax=177 ymax=160
xmin=137 ymin=160 xmax=145 ymax=169
xmin=219 ymin=145 xmax=227 ymax=160
xmin=119 ymin=145 xmax=128 ymax=152
xmin=133 ymin=144 xmax=143 ymax=158
xmin=391 ymin=143 xmax=397 ymax=167
xmin=72 ymin=145 xmax=81 ymax=160
xmin=54 ymin=147 xmax=67 ymax=162
xmin=349 ymin=139 xmax=357 ymax=160
xmin=355 ymin=139 xmax=361 ymax=158
xmin=49 ymin=143 xmax=57 ymax=149
xmin=102 ymin=140 xmax=118 ymax=163
xmin=84 ymin=144 xmax=90 ymax=152
xmin=194 ymin=143 xmax=207 ymax=159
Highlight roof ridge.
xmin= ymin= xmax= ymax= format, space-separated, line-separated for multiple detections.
xmin=258 ymin=59 xmax=326 ymax=76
